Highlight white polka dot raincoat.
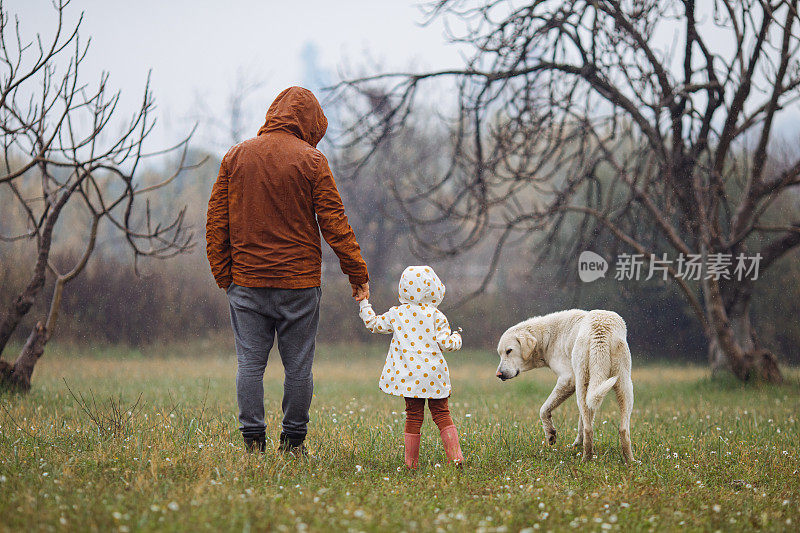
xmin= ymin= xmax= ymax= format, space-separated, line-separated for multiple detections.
xmin=359 ymin=265 xmax=462 ymax=399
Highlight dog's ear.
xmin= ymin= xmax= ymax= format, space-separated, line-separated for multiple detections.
xmin=517 ymin=330 xmax=537 ymax=357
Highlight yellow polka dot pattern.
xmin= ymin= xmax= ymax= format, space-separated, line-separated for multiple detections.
xmin=359 ymin=265 xmax=462 ymax=399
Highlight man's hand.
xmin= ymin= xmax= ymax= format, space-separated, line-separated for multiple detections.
xmin=351 ymin=282 xmax=370 ymax=301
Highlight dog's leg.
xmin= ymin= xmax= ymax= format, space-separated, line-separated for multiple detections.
xmin=616 ymin=374 xmax=634 ymax=464
xmin=539 ymin=377 xmax=574 ymax=446
xmin=580 ymin=407 xmax=595 ymax=462
xmin=574 ymin=367 xmax=594 ymax=462
xmin=571 ymin=413 xmax=583 ymax=447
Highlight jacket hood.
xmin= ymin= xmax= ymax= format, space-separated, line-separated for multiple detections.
xmin=398 ymin=265 xmax=445 ymax=307
xmin=257 ymin=86 xmax=328 ymax=147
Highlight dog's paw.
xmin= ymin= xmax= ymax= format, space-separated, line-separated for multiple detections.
xmin=546 ymin=429 xmax=557 ymax=446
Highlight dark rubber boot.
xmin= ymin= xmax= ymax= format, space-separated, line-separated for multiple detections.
xmin=244 ymin=435 xmax=266 ymax=453
xmin=278 ymin=433 xmax=308 ymax=457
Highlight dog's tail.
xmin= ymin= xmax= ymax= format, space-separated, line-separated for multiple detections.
xmin=586 ymin=375 xmax=618 ymax=411
xmin=586 ymin=329 xmax=617 ymax=411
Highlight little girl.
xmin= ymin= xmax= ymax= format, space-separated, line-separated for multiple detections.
xmin=359 ymin=265 xmax=464 ymax=468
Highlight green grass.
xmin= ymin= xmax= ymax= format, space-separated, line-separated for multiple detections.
xmin=1 ymin=339 xmax=798 ymax=532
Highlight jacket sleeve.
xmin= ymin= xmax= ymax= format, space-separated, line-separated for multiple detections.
xmin=434 ymin=309 xmax=462 ymax=352
xmin=359 ymin=300 xmax=393 ymax=334
xmin=312 ymin=153 xmax=369 ymax=285
xmin=206 ymin=158 xmax=233 ymax=289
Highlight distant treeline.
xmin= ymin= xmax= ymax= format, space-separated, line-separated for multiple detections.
xmin=2 ymin=151 xmax=799 ymax=364
xmin=2 ymin=242 xmax=798 ymax=364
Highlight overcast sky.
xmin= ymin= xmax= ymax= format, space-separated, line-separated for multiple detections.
xmin=13 ymin=0 xmax=466 ymax=151
xmin=10 ymin=1 xmax=800 ymax=155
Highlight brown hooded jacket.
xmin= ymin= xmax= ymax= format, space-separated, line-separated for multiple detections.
xmin=206 ymin=86 xmax=369 ymax=289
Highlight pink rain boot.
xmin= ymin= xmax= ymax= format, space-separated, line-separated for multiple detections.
xmin=439 ymin=425 xmax=464 ymax=466
xmin=404 ymin=433 xmax=421 ymax=469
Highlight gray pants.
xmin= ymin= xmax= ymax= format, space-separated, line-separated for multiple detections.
xmin=227 ymin=283 xmax=321 ymax=441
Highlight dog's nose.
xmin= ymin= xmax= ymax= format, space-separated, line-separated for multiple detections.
xmin=496 ymin=370 xmax=504 ymax=379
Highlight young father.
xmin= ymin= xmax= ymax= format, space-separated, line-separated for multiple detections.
xmin=206 ymin=86 xmax=370 ymax=454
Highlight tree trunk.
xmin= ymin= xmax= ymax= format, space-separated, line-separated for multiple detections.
xmin=706 ymin=294 xmax=783 ymax=383
xmin=0 ymin=275 xmax=66 ymax=392
xmin=0 ymin=321 xmax=49 ymax=391
xmin=0 ymin=187 xmax=72 ymax=357
xmin=0 ymin=278 xmax=45 ymax=356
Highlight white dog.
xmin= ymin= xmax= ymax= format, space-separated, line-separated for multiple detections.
xmin=496 ymin=309 xmax=634 ymax=463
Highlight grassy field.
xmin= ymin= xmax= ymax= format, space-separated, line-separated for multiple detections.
xmin=1 ymin=339 xmax=798 ymax=532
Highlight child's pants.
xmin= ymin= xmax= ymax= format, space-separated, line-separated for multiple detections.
xmin=404 ymin=397 xmax=454 ymax=434
xmin=227 ymin=283 xmax=321 ymax=442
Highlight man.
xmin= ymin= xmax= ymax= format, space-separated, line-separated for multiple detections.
xmin=206 ymin=86 xmax=370 ymax=454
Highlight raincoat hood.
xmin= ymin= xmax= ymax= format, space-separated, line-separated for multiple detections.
xmin=257 ymin=86 xmax=328 ymax=147
xmin=398 ymin=265 xmax=445 ymax=307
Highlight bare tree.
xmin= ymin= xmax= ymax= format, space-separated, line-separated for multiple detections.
xmin=0 ymin=0 xmax=200 ymax=390
xmin=337 ymin=0 xmax=800 ymax=382
xmin=331 ymin=88 xmax=447 ymax=283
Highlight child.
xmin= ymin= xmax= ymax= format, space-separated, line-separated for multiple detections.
xmin=359 ymin=265 xmax=464 ymax=468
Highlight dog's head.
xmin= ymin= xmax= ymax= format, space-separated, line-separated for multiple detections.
xmin=495 ymin=326 xmax=545 ymax=380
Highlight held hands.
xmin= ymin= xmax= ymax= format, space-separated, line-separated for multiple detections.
xmin=351 ymin=282 xmax=370 ymax=302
